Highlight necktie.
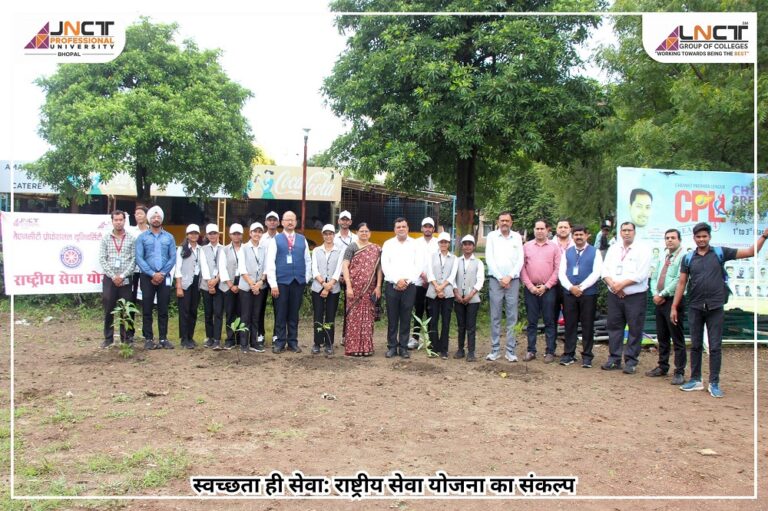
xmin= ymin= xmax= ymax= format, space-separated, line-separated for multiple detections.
xmin=657 ymin=254 xmax=672 ymax=292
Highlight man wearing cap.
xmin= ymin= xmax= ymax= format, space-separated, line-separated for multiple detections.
xmin=200 ymin=224 xmax=225 ymax=349
xmin=220 ymin=223 xmax=245 ymax=349
xmin=453 ymin=235 xmax=484 ymax=362
xmin=410 ymin=216 xmax=439 ymax=349
xmin=595 ymin=221 xmax=614 ymax=259
xmin=521 ymin=220 xmax=561 ymax=364
xmin=135 ymin=206 xmax=177 ymax=350
xmin=600 ymin=222 xmax=652 ymax=374
xmin=265 ymin=211 xmax=312 ymax=353
xmin=484 ymin=211 xmax=524 ymax=361
xmin=381 ymin=217 xmax=422 ymax=358
xmin=98 ymin=210 xmax=136 ymax=348
xmin=671 ymin=223 xmax=768 ymax=397
xmin=258 ymin=211 xmax=281 ymax=345
xmin=334 ymin=210 xmax=357 ymax=345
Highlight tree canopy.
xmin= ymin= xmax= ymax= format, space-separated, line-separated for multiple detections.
xmin=29 ymin=18 xmax=256 ymax=205
xmin=322 ymin=1 xmax=606 ymax=235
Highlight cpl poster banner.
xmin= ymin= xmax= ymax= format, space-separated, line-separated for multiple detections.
xmin=1 ymin=212 xmax=111 ymax=295
xmin=616 ymin=167 xmax=767 ymax=314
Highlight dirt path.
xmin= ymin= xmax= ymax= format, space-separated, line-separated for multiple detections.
xmin=1 ymin=312 xmax=766 ymax=510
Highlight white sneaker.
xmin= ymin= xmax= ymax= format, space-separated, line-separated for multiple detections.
xmin=407 ymin=337 xmax=419 ymax=350
xmin=505 ymin=353 xmax=518 ymax=362
xmin=258 ymin=335 xmax=264 ymax=344
xmin=486 ymin=351 xmax=501 ymax=361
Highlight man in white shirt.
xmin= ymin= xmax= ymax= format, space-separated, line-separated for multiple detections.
xmin=484 ymin=211 xmax=524 ymax=361
xmin=558 ymin=225 xmax=602 ymax=367
xmin=334 ymin=210 xmax=358 ymax=251
xmin=381 ymin=217 xmax=422 ymax=359
xmin=410 ymin=216 xmax=439 ymax=349
xmin=600 ymin=221 xmax=652 ymax=373
xmin=258 ymin=210 xmax=280 ymax=345
xmin=334 ymin=209 xmax=357 ymax=346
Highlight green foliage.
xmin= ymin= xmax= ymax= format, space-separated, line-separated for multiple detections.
xmin=411 ymin=312 xmax=437 ymax=358
xmin=229 ymin=317 xmax=249 ymax=334
xmin=323 ymin=1 xmax=607 ymax=233
xmin=112 ymin=297 xmax=139 ymax=333
xmin=118 ymin=343 xmax=134 ymax=359
xmin=28 ymin=17 xmax=257 ymax=204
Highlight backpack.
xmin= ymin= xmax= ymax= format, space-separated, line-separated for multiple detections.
xmin=683 ymin=246 xmax=731 ymax=303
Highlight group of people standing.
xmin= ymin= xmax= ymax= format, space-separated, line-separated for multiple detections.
xmin=99 ymin=205 xmax=768 ymax=397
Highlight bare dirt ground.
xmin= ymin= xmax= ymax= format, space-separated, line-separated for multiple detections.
xmin=1 ymin=311 xmax=766 ymax=511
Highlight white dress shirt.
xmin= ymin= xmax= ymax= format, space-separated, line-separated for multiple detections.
xmin=601 ymin=240 xmax=652 ymax=295
xmin=264 ymin=232 xmax=313 ymax=288
xmin=558 ymin=245 xmax=603 ymax=291
xmin=485 ymin=229 xmax=524 ymax=280
xmin=381 ymin=236 xmax=422 ymax=284
xmin=413 ymin=236 xmax=440 ymax=286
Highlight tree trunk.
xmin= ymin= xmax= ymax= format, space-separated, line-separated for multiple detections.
xmin=135 ymin=162 xmax=152 ymax=204
xmin=455 ymin=147 xmax=477 ymax=239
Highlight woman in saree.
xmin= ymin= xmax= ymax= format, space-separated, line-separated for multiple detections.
xmin=341 ymin=223 xmax=382 ymax=356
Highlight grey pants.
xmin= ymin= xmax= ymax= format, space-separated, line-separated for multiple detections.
xmin=489 ymin=277 xmax=520 ymax=356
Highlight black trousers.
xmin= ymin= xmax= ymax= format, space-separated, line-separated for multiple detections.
xmin=274 ymin=281 xmax=305 ymax=350
xmin=655 ymin=298 xmax=687 ymax=375
xmin=102 ymin=278 xmax=133 ymax=342
xmin=239 ymin=288 xmax=265 ymax=348
xmin=312 ymin=291 xmax=340 ymax=346
xmin=177 ymin=276 xmax=201 ymax=342
xmin=202 ymin=286 xmax=224 ymax=340
xmin=689 ymin=305 xmax=723 ymax=384
xmin=606 ymin=291 xmax=646 ymax=367
xmin=454 ymin=301 xmax=479 ymax=353
xmin=428 ymin=296 xmax=454 ymax=354
xmin=385 ymin=283 xmax=417 ymax=351
xmin=140 ymin=274 xmax=171 ymax=341
xmin=412 ymin=285 xmax=430 ymax=340
xmin=223 ymin=285 xmax=240 ymax=343
xmin=257 ymin=282 xmax=275 ymax=340
xmin=563 ymin=292 xmax=597 ymax=362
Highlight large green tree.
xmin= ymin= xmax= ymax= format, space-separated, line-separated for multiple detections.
xmin=29 ymin=18 xmax=256 ymax=205
xmin=322 ymin=1 xmax=606 ymax=235
xmin=547 ymin=0 xmax=766 ymax=225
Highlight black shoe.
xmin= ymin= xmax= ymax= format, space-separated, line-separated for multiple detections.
xmin=325 ymin=346 xmax=334 ymax=356
xmin=211 ymin=340 xmax=222 ymax=350
xmin=144 ymin=340 xmax=157 ymax=350
xmin=158 ymin=339 xmax=174 ymax=350
xmin=623 ymin=365 xmax=637 ymax=375
xmin=582 ymin=359 xmax=593 ymax=368
xmin=440 ymin=352 xmax=448 ymax=360
xmin=252 ymin=343 xmax=265 ymax=353
xmin=385 ymin=348 xmax=397 ymax=358
xmin=645 ymin=366 xmax=667 ymax=377
xmin=100 ymin=339 xmax=113 ymax=349
xmin=272 ymin=346 xmax=283 ymax=354
xmin=311 ymin=345 xmax=321 ymax=355
xmin=671 ymin=373 xmax=685 ymax=385
xmin=454 ymin=349 xmax=465 ymax=359
xmin=466 ymin=352 xmax=476 ymax=362
xmin=203 ymin=338 xmax=215 ymax=348
xmin=223 ymin=340 xmax=236 ymax=350
xmin=289 ymin=346 xmax=302 ymax=353
xmin=601 ymin=361 xmax=621 ymax=371
xmin=183 ymin=340 xmax=196 ymax=350
xmin=559 ymin=355 xmax=576 ymax=366
xmin=400 ymin=350 xmax=410 ymax=359
xmin=241 ymin=345 xmax=249 ymax=353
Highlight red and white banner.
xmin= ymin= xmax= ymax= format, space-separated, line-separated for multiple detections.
xmin=1 ymin=212 xmax=111 ymax=295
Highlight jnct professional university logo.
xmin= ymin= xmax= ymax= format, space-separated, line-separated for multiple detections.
xmin=19 ymin=16 xmax=126 ymax=63
xmin=60 ymin=246 xmax=84 ymax=269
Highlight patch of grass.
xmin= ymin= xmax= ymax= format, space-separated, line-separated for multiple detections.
xmin=80 ymin=447 xmax=191 ymax=493
xmin=195 ymin=396 xmax=206 ymax=405
xmin=104 ymin=411 xmax=135 ymax=420
xmin=43 ymin=441 xmax=73 ymax=454
xmin=152 ymin=409 xmax=169 ymax=418
xmin=14 ymin=406 xmax=29 ymax=418
xmin=267 ymin=428 xmax=306 ymax=440
xmin=206 ymin=420 xmax=223 ymax=433
xmin=111 ymin=393 xmax=132 ymax=403
xmin=42 ymin=402 xmax=90 ymax=425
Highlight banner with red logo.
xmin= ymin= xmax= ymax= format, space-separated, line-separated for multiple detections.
xmin=617 ymin=167 xmax=766 ymax=313
xmin=1 ymin=212 xmax=111 ymax=295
